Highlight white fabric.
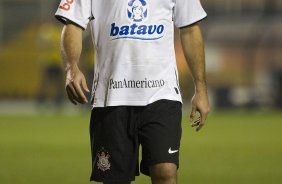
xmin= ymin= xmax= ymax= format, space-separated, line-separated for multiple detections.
xmin=174 ymin=0 xmax=207 ymax=28
xmin=55 ymin=0 xmax=207 ymax=107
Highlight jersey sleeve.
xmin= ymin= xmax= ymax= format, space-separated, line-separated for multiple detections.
xmin=55 ymin=0 xmax=92 ymax=30
xmin=173 ymin=0 xmax=207 ymax=28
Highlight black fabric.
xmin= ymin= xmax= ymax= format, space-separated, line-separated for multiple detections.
xmin=178 ymin=16 xmax=207 ymax=29
xmin=54 ymin=15 xmax=85 ymax=30
xmin=89 ymin=99 xmax=182 ymax=182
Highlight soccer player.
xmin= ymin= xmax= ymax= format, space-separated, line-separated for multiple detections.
xmin=55 ymin=0 xmax=210 ymax=183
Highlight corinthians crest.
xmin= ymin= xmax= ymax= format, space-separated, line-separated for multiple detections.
xmin=96 ymin=149 xmax=111 ymax=171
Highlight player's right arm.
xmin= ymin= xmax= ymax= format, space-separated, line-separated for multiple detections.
xmin=61 ymin=23 xmax=89 ymax=105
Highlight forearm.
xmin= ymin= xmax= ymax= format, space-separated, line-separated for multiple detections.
xmin=60 ymin=23 xmax=89 ymax=104
xmin=180 ymin=24 xmax=207 ymax=93
xmin=60 ymin=23 xmax=83 ymax=73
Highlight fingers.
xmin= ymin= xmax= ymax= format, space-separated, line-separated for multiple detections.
xmin=72 ymin=81 xmax=88 ymax=103
xmin=81 ymin=77 xmax=90 ymax=93
xmin=65 ymin=68 xmax=90 ymax=105
xmin=66 ymin=80 xmax=88 ymax=104
xmin=189 ymin=92 xmax=210 ymax=132
xmin=66 ymin=87 xmax=78 ymax=105
xmin=190 ymin=106 xmax=196 ymax=122
xmin=190 ymin=106 xmax=202 ymax=131
xmin=190 ymin=110 xmax=209 ymax=132
xmin=190 ymin=115 xmax=204 ymax=132
xmin=200 ymin=110 xmax=208 ymax=121
xmin=196 ymin=124 xmax=204 ymax=132
xmin=191 ymin=117 xmax=200 ymax=127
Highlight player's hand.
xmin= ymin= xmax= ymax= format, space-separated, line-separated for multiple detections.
xmin=190 ymin=91 xmax=210 ymax=132
xmin=65 ymin=65 xmax=90 ymax=105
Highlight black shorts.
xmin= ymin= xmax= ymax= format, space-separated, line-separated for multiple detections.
xmin=89 ymin=99 xmax=182 ymax=182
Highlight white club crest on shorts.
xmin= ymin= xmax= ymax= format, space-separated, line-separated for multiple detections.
xmin=97 ymin=150 xmax=111 ymax=172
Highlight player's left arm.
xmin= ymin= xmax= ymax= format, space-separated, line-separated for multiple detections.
xmin=180 ymin=23 xmax=210 ymax=132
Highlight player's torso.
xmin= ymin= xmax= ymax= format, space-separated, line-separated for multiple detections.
xmin=91 ymin=0 xmax=175 ymax=59
xmin=89 ymin=0 xmax=181 ymax=106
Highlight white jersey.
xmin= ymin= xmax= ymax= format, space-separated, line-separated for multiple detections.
xmin=55 ymin=0 xmax=207 ymax=107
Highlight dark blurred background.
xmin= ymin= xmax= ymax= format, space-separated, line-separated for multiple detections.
xmin=0 ymin=0 xmax=281 ymax=112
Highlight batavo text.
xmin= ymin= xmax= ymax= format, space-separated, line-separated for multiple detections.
xmin=110 ymin=23 xmax=164 ymax=39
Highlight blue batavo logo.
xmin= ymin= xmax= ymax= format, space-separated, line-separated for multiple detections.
xmin=110 ymin=23 xmax=164 ymax=40
xmin=110 ymin=0 xmax=164 ymax=41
